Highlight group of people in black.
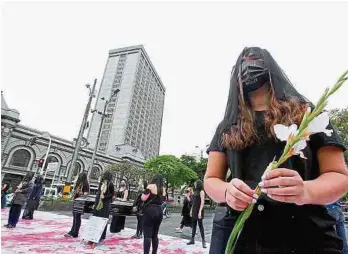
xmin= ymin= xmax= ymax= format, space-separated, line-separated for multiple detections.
xmin=3 ymin=172 xmax=44 ymax=228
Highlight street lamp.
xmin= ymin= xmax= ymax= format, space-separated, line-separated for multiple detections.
xmin=67 ymin=79 xmax=97 ymax=183
xmin=87 ymin=88 xmax=121 ymax=179
xmin=28 ymin=132 xmax=52 ymax=176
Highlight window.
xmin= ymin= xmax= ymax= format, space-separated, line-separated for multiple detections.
xmin=10 ymin=149 xmax=31 ymax=167
xmin=91 ymin=167 xmax=100 ymax=180
xmin=43 ymin=156 xmax=59 ymax=171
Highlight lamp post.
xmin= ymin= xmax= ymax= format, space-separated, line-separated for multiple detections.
xmin=28 ymin=132 xmax=52 ymax=176
xmin=87 ymin=88 xmax=120 ymax=179
xmin=67 ymin=79 xmax=97 ymax=183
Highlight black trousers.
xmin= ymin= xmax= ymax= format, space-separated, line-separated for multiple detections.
xmin=143 ymin=204 xmax=163 ymax=254
xmin=8 ymin=204 xmax=22 ymax=227
xmin=136 ymin=214 xmax=143 ymax=236
xmin=191 ymin=218 xmax=205 ymax=240
xmin=69 ymin=212 xmax=82 ymax=237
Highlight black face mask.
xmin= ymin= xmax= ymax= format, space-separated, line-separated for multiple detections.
xmin=241 ymin=57 xmax=269 ymax=94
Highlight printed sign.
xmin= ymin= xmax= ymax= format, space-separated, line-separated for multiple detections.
xmin=81 ymin=216 xmax=108 ymax=243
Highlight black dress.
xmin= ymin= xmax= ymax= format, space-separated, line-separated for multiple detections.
xmin=207 ymin=111 xmax=346 ymax=254
xmin=110 ymin=189 xmax=126 ymax=233
xmin=93 ymin=181 xmax=114 ymax=241
xmin=181 ymin=196 xmax=192 ymax=227
xmin=191 ymin=192 xmax=204 ymax=220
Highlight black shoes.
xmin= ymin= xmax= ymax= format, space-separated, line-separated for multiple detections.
xmin=187 ymin=239 xmax=195 ymax=245
xmin=202 ymin=240 xmax=207 ymax=248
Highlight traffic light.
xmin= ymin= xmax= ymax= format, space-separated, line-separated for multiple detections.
xmin=38 ymin=159 xmax=45 ymax=168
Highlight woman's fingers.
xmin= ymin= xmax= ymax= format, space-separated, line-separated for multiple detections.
xmin=231 ymin=178 xmax=255 ymax=198
xmin=263 ymin=168 xmax=298 ymax=179
xmin=260 ymin=176 xmax=301 ymax=188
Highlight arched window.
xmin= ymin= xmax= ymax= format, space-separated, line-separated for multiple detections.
xmin=91 ymin=166 xmax=100 ymax=180
xmin=10 ymin=149 xmax=31 ymax=167
xmin=43 ymin=156 xmax=59 ymax=171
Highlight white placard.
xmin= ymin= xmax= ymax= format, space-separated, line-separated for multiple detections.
xmin=81 ymin=216 xmax=108 ymax=243
xmin=46 ymin=162 xmax=59 ymax=172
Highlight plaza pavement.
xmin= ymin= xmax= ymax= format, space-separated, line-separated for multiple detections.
xmin=1 ymin=209 xmax=209 ymax=254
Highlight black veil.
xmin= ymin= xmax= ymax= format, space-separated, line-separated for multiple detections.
xmin=215 ymin=47 xmax=312 ymax=181
xmin=220 ymin=47 xmax=312 ymax=133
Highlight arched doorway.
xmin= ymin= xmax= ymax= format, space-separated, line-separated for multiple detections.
xmin=9 ymin=149 xmax=31 ymax=168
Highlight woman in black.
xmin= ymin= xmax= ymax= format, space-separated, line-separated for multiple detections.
xmin=175 ymin=187 xmax=193 ymax=233
xmin=187 ymin=180 xmax=206 ymax=248
xmin=110 ymin=179 xmax=128 ymax=233
xmin=5 ymin=172 xmax=34 ymax=228
xmin=132 ymin=181 xmax=147 ymax=239
xmin=141 ymin=174 xmax=166 ymax=254
xmin=93 ymin=171 xmax=114 ymax=243
xmin=64 ymin=172 xmax=89 ymax=238
xmin=204 ymin=47 xmax=348 ymax=253
xmin=22 ymin=175 xmax=44 ymax=220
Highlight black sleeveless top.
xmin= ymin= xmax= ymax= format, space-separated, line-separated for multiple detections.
xmin=192 ymin=191 xmax=204 ymax=219
xmin=143 ymin=188 xmax=162 ymax=206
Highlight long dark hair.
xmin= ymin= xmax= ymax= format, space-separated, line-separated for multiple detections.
xmin=194 ymin=179 xmax=203 ymax=193
xmin=76 ymin=172 xmax=88 ymax=188
xmin=150 ymin=174 xmax=164 ymax=197
xmin=24 ymin=172 xmax=34 ymax=182
xmin=101 ymin=171 xmax=113 ymax=183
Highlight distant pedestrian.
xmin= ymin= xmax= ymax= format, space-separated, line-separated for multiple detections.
xmin=5 ymin=172 xmax=34 ymax=228
xmin=132 ymin=181 xmax=147 ymax=239
xmin=93 ymin=171 xmax=114 ymax=244
xmin=187 ymin=180 xmax=206 ymax=248
xmin=142 ymin=174 xmax=166 ymax=254
xmin=64 ymin=172 xmax=89 ymax=238
xmin=22 ymin=175 xmax=44 ymax=220
xmin=110 ymin=179 xmax=128 ymax=233
xmin=175 ymin=187 xmax=193 ymax=233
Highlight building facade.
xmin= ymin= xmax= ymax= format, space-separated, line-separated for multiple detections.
xmin=1 ymin=93 xmax=144 ymax=190
xmin=87 ymin=45 xmax=165 ymax=160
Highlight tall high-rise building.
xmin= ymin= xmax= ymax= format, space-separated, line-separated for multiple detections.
xmin=87 ymin=45 xmax=165 ymax=160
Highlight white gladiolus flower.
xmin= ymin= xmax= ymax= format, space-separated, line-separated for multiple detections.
xmin=307 ymin=112 xmax=333 ymax=136
xmin=273 ymin=124 xmax=298 ymax=142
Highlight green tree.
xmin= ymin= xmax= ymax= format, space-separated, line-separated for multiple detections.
xmin=105 ymin=160 xmax=146 ymax=191
xmin=180 ymin=155 xmax=208 ymax=182
xmin=144 ymin=155 xmax=198 ymax=198
xmin=330 ymin=108 xmax=348 ymax=163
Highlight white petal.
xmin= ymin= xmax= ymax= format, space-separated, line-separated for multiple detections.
xmin=306 ymin=107 xmax=312 ymax=113
xmin=308 ymin=112 xmax=330 ymax=134
xmin=324 ymin=129 xmax=333 ymax=137
xmin=299 ymin=151 xmax=307 ymax=159
xmin=274 ymin=124 xmax=298 ymax=141
xmin=293 ymin=140 xmax=307 ymax=153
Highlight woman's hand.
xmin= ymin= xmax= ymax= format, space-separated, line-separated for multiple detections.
xmin=198 ymin=211 xmax=202 ymax=219
xmin=225 ymin=178 xmax=257 ymax=211
xmin=259 ymin=168 xmax=309 ymax=205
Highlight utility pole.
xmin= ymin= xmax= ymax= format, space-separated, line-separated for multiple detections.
xmin=66 ymin=79 xmax=97 ymax=183
xmin=87 ymin=88 xmax=120 ymax=179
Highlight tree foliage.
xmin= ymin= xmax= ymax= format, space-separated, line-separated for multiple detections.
xmin=180 ymin=155 xmax=208 ymax=182
xmin=144 ymin=155 xmax=198 ymax=195
xmin=330 ymin=107 xmax=348 ymax=163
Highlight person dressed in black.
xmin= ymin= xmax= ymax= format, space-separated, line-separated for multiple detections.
xmin=93 ymin=171 xmax=114 ymax=243
xmin=22 ymin=175 xmax=44 ymax=220
xmin=141 ymin=174 xmax=166 ymax=254
xmin=64 ymin=172 xmax=89 ymax=238
xmin=175 ymin=187 xmax=193 ymax=233
xmin=132 ymin=181 xmax=147 ymax=239
xmin=187 ymin=180 xmax=206 ymax=248
xmin=5 ymin=172 xmax=34 ymax=228
xmin=204 ymin=47 xmax=348 ymax=253
xmin=110 ymin=179 xmax=128 ymax=233
xmin=1 ymin=180 xmax=11 ymax=209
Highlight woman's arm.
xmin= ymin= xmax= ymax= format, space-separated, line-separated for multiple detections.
xmin=199 ymin=190 xmax=205 ymax=214
xmin=122 ymin=189 xmax=128 ymax=201
xmin=263 ymin=147 xmax=348 ymax=205
xmin=304 ymin=147 xmax=348 ymax=204
xmin=204 ymin=152 xmax=231 ymax=203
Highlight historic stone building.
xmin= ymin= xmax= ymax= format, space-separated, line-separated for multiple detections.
xmin=1 ymin=92 xmax=144 ymax=190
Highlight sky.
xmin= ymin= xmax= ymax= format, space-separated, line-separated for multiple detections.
xmin=1 ymin=1 xmax=348 ymax=157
